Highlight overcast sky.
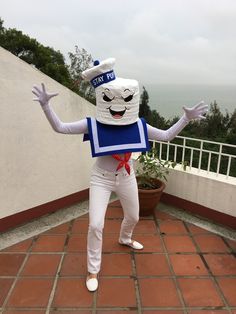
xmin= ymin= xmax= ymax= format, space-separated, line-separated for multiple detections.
xmin=1 ymin=0 xmax=236 ymax=86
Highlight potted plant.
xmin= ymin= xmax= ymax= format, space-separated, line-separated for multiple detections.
xmin=136 ymin=147 xmax=177 ymax=216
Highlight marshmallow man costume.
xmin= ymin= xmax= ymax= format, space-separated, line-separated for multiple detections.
xmin=32 ymin=58 xmax=207 ymax=291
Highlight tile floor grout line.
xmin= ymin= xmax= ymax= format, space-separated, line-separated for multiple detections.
xmin=1 ymin=202 xmax=235 ymax=312
xmin=1 ymin=306 xmax=49 ymax=312
xmin=158 ymin=203 xmax=236 ymax=241
xmin=131 ymin=250 xmax=142 ymax=314
xmin=0 ymin=251 xmax=64 ymax=255
xmin=0 ymin=196 xmax=119 ymax=252
xmin=141 ymin=306 xmax=232 ymax=311
xmin=209 ymin=272 xmax=233 ymax=312
xmin=2 ymin=305 xmax=234 ymax=311
xmin=153 ymin=212 xmax=187 ymax=313
xmin=1 ymin=199 xmax=234 ymax=251
xmin=94 ymin=306 xmax=138 ymax=311
xmin=185 ymin=221 xmax=232 ymax=312
xmin=184 ymin=221 xmax=233 ymax=256
xmin=1 ymin=235 xmax=38 ymax=310
xmin=92 ymin=281 xmax=98 ymax=313
xmin=183 ymin=221 xmax=222 ymax=276
xmin=222 ymin=236 xmax=236 ymax=253
xmin=45 ymin=253 xmax=65 ymax=313
xmin=183 ymin=221 xmax=204 ymax=255
xmin=10 ymin=274 xmax=229 ymax=279
xmin=3 ymin=306 xmax=94 ymax=312
xmin=0 ymin=200 xmax=89 ymax=251
xmin=140 ymin=306 xmax=186 ymax=310
xmin=45 ymin=219 xmax=74 ymax=313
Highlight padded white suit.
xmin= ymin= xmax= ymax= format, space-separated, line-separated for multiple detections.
xmin=41 ymin=103 xmax=189 ymax=273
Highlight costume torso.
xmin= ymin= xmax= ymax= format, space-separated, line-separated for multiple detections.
xmin=83 ymin=117 xmax=149 ymax=157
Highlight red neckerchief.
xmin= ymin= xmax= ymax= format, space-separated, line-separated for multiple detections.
xmin=112 ymin=152 xmax=132 ymax=175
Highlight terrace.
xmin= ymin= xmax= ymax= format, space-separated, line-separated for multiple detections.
xmin=0 ymin=136 xmax=236 ymax=313
xmin=0 ymin=46 xmax=235 ymax=313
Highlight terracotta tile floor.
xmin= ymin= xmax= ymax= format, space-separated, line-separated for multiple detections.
xmin=1 ymin=200 xmax=236 ymax=313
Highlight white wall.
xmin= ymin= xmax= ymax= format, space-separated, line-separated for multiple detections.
xmin=0 ymin=47 xmax=96 ymax=219
xmin=165 ymin=165 xmax=236 ymax=217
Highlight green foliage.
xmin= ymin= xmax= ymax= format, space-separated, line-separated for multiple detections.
xmin=0 ymin=18 xmax=71 ymax=87
xmin=138 ymin=87 xmax=236 ymax=177
xmin=1 ymin=17 xmax=236 ymax=150
xmin=139 ymin=87 xmax=236 ymax=147
xmin=68 ymin=46 xmax=95 ymax=104
xmin=136 ymin=148 xmax=177 ymax=189
xmin=0 ymin=18 xmax=97 ymax=103
xmin=226 ymin=109 xmax=236 ymax=145
xmin=0 ymin=18 xmax=4 ymax=31
xmin=204 ymin=101 xmax=229 ymax=140
xmin=139 ymin=86 xmax=152 ymax=122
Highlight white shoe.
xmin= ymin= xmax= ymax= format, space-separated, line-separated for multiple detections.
xmin=119 ymin=239 xmax=144 ymax=250
xmin=86 ymin=277 xmax=98 ymax=292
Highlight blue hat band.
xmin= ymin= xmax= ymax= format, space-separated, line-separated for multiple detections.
xmin=91 ymin=70 xmax=116 ymax=88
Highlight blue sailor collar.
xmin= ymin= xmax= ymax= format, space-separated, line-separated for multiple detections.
xmin=83 ymin=117 xmax=150 ymax=157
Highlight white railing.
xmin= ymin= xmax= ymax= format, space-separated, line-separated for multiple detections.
xmin=151 ymin=136 xmax=236 ymax=179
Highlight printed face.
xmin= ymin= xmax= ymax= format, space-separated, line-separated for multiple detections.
xmin=95 ymin=78 xmax=140 ymax=125
xmin=102 ymin=88 xmax=134 ymax=119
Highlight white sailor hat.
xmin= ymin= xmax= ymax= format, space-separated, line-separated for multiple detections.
xmin=82 ymin=58 xmax=140 ymax=126
xmin=82 ymin=58 xmax=116 ymax=88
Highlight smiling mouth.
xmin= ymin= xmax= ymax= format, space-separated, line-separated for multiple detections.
xmin=109 ymin=107 xmax=127 ymax=119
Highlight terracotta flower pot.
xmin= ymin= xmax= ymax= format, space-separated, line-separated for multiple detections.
xmin=137 ymin=178 xmax=166 ymax=216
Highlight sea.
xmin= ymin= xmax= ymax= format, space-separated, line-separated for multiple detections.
xmin=145 ymin=84 xmax=236 ymax=119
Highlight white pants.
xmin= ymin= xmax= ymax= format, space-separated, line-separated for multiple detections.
xmin=87 ymin=164 xmax=139 ymax=274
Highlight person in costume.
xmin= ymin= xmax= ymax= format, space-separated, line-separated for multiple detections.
xmin=32 ymin=58 xmax=208 ymax=292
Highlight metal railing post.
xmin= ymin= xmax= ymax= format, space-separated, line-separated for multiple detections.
xmin=216 ymin=144 xmax=222 ymax=176
xmin=198 ymin=141 xmax=203 ymax=172
xmin=182 ymin=138 xmax=186 ymax=163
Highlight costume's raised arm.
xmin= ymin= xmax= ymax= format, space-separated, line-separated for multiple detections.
xmin=32 ymin=83 xmax=87 ymax=134
xmin=147 ymin=101 xmax=208 ymax=141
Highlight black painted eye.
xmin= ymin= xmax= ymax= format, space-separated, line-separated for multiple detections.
xmin=103 ymin=93 xmax=114 ymax=102
xmin=123 ymin=94 xmax=133 ymax=102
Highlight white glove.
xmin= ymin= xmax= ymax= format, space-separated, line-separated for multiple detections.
xmin=183 ymin=101 xmax=208 ymax=121
xmin=32 ymin=83 xmax=58 ymax=106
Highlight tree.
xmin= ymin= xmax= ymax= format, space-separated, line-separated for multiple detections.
xmin=0 ymin=17 xmax=4 ymax=32
xmin=226 ymin=109 xmax=236 ymax=145
xmin=139 ymin=86 xmax=152 ymax=122
xmin=0 ymin=18 xmax=97 ymax=104
xmin=68 ymin=46 xmax=95 ymax=104
xmin=0 ymin=18 xmax=71 ymax=87
xmin=149 ymin=109 xmax=167 ymax=129
xmin=203 ymin=101 xmax=228 ymax=141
